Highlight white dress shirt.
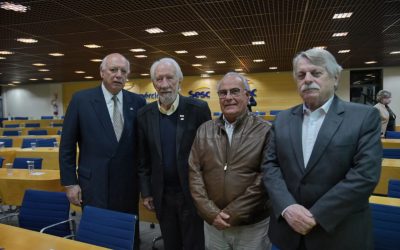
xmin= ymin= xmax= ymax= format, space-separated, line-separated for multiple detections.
xmin=101 ymin=83 xmax=124 ymax=123
xmin=223 ymin=116 xmax=237 ymax=145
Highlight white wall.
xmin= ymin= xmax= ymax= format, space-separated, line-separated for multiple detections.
xmin=3 ymin=83 xmax=63 ymax=119
xmin=383 ymin=66 xmax=400 ymax=124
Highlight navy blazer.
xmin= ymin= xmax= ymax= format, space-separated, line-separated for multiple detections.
xmin=60 ymin=86 xmax=146 ymax=213
xmin=137 ymin=95 xmax=211 ymax=218
xmin=263 ymin=96 xmax=382 ymax=250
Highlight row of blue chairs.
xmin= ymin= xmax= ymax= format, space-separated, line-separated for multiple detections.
xmin=0 ymin=157 xmax=43 ymax=169
xmin=4 ymin=123 xmax=63 ymax=128
xmin=0 ymin=138 xmax=58 ymax=148
xmin=386 ymin=131 xmax=400 ymax=139
xmin=7 ymin=116 xmax=64 ymax=120
xmin=0 ymin=189 xmax=137 ymax=250
xmin=2 ymin=130 xmax=62 ymax=136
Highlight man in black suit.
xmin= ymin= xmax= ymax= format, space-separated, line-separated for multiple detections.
xmin=262 ymin=48 xmax=381 ymax=250
xmin=60 ymin=53 xmax=145 ymax=247
xmin=138 ymin=58 xmax=211 ymax=250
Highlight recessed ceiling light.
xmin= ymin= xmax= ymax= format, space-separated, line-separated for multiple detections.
xmin=216 ymin=61 xmax=226 ymax=64
xmin=91 ymin=59 xmax=102 ymax=62
xmin=0 ymin=50 xmax=14 ymax=55
xmin=130 ymin=48 xmax=146 ymax=52
xmin=32 ymin=63 xmax=46 ymax=66
xmin=332 ymin=32 xmax=348 ymax=37
xmin=195 ymin=55 xmax=207 ymax=59
xmin=49 ymin=53 xmax=64 ymax=56
xmin=181 ymin=31 xmax=198 ymax=36
xmin=201 ymin=74 xmax=210 ymax=78
xmin=253 ymin=59 xmax=265 ymax=62
xmin=192 ymin=64 xmax=202 ymax=67
xmin=338 ymin=49 xmax=351 ymax=53
xmin=84 ymin=76 xmax=94 ymax=79
xmin=8 ymin=83 xmax=16 ymax=86
xmin=175 ymin=50 xmax=188 ymax=54
xmin=0 ymin=56 xmax=6 ymax=60
xmin=43 ymin=78 xmax=53 ymax=80
xmin=134 ymin=55 xmax=147 ymax=58
xmin=145 ymin=27 xmax=164 ymax=34
xmin=269 ymin=66 xmax=278 ymax=70
xmin=84 ymin=44 xmax=102 ymax=48
xmin=314 ymin=46 xmax=327 ymax=50
xmin=365 ymin=61 xmax=377 ymax=64
xmin=235 ymin=68 xmax=243 ymax=72
xmin=12 ymin=81 xmax=20 ymax=84
xmin=205 ymin=70 xmax=214 ymax=73
xmin=0 ymin=2 xmax=29 ymax=12
xmin=16 ymin=38 xmax=38 ymax=43
xmin=390 ymin=51 xmax=400 ymax=55
xmin=252 ymin=41 xmax=265 ymax=45
xmin=140 ymin=73 xmax=149 ymax=76
xmin=333 ymin=12 xmax=353 ymax=19
xmin=29 ymin=78 xmax=38 ymax=81
xmin=38 ymin=69 xmax=50 ymax=72
xmin=75 ymin=71 xmax=85 ymax=74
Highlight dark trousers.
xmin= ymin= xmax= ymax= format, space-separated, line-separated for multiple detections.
xmin=158 ymin=191 xmax=205 ymax=250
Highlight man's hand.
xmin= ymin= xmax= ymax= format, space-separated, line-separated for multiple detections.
xmin=212 ymin=211 xmax=231 ymax=230
xmin=143 ymin=197 xmax=155 ymax=211
xmin=65 ymin=185 xmax=82 ymax=206
xmin=283 ymin=204 xmax=317 ymax=235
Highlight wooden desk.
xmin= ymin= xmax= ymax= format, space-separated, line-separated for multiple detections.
xmin=3 ymin=119 xmax=63 ymax=128
xmin=381 ymin=139 xmax=400 ymax=149
xmin=369 ymin=195 xmax=400 ymax=207
xmin=0 ymin=169 xmax=64 ymax=205
xmin=262 ymin=115 xmax=276 ymax=121
xmin=0 ymin=224 xmax=108 ymax=250
xmin=0 ymin=127 xmax=61 ymax=136
xmin=0 ymin=148 xmax=16 ymax=167
xmin=374 ymin=158 xmax=400 ymax=195
xmin=16 ymin=147 xmax=59 ymax=170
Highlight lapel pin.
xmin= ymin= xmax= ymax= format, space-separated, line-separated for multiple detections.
xmin=130 ymin=107 xmax=134 ymax=111
xmin=180 ymin=114 xmax=184 ymax=120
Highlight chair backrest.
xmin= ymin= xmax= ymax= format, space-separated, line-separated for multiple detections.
xmin=57 ymin=129 xmax=62 ymax=135
xmin=386 ymin=131 xmax=400 ymax=139
xmin=25 ymin=123 xmax=40 ymax=128
xmin=0 ymin=157 xmax=4 ymax=168
xmin=0 ymin=138 xmax=13 ymax=147
xmin=3 ymin=130 xmax=20 ymax=136
xmin=382 ymin=149 xmax=400 ymax=159
xmin=370 ymin=203 xmax=400 ymax=250
xmin=19 ymin=189 xmax=71 ymax=237
xmin=52 ymin=123 xmax=63 ymax=127
xmin=4 ymin=124 xmax=19 ymax=128
xmin=28 ymin=130 xmax=48 ymax=136
xmin=76 ymin=206 xmax=137 ymax=250
xmin=41 ymin=116 xmax=54 ymax=120
xmin=21 ymin=138 xmax=56 ymax=148
xmin=270 ymin=110 xmax=282 ymax=115
xmin=14 ymin=117 xmax=28 ymax=120
xmin=13 ymin=157 xmax=43 ymax=169
xmin=388 ymin=179 xmax=400 ymax=198
xmin=213 ymin=112 xmax=221 ymax=116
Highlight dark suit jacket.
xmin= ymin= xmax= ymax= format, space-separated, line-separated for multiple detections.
xmin=60 ymin=86 xmax=146 ymax=213
xmin=138 ymin=95 xmax=211 ymax=218
xmin=263 ymin=96 xmax=382 ymax=250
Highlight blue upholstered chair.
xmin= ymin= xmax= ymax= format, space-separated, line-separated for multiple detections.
xmin=57 ymin=129 xmax=62 ymax=135
xmin=213 ymin=112 xmax=221 ymax=116
xmin=388 ymin=179 xmax=400 ymax=198
xmin=13 ymin=157 xmax=43 ymax=169
xmin=270 ymin=110 xmax=282 ymax=115
xmin=0 ymin=138 xmax=13 ymax=147
xmin=76 ymin=206 xmax=137 ymax=250
xmin=28 ymin=130 xmax=48 ymax=136
xmin=4 ymin=124 xmax=19 ymax=128
xmin=14 ymin=117 xmax=28 ymax=120
xmin=52 ymin=123 xmax=63 ymax=127
xmin=0 ymin=157 xmax=4 ymax=168
xmin=21 ymin=138 xmax=57 ymax=148
xmin=386 ymin=131 xmax=400 ymax=139
xmin=25 ymin=123 xmax=40 ymax=128
xmin=382 ymin=149 xmax=400 ymax=159
xmin=370 ymin=203 xmax=400 ymax=250
xmin=41 ymin=116 xmax=54 ymax=120
xmin=0 ymin=189 xmax=73 ymax=237
xmin=3 ymin=130 xmax=20 ymax=136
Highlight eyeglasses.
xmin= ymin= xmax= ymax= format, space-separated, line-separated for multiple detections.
xmin=217 ymin=88 xmax=244 ymax=98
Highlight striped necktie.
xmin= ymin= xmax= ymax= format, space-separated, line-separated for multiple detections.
xmin=112 ymin=95 xmax=123 ymax=141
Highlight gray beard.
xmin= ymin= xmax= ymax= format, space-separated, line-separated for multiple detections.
xmin=159 ymin=93 xmax=177 ymax=106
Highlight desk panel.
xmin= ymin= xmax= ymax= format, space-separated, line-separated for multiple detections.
xmin=3 ymin=119 xmax=63 ymax=127
xmin=369 ymin=195 xmax=400 ymax=206
xmin=381 ymin=139 xmax=400 ymax=149
xmin=0 ymin=148 xmax=16 ymax=167
xmin=0 ymin=135 xmax=60 ymax=147
xmin=0 ymin=224 xmax=108 ymax=250
xmin=374 ymin=158 xmax=400 ymax=195
xmin=0 ymin=127 xmax=61 ymax=136
xmin=16 ymin=147 xmax=59 ymax=170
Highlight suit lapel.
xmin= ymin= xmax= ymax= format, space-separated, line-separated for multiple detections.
xmin=176 ymin=95 xmax=188 ymax=156
xmin=121 ymin=90 xmax=134 ymax=139
xmin=305 ymin=96 xmax=344 ymax=172
xmin=150 ymin=102 xmax=162 ymax=158
xmin=289 ymin=105 xmax=306 ymax=172
xmin=91 ymin=87 xmax=118 ymax=144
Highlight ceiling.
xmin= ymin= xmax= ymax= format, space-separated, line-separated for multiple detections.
xmin=0 ymin=0 xmax=399 ymax=85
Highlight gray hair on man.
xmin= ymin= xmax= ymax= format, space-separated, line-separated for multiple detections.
xmin=99 ymin=53 xmax=130 ymax=73
xmin=217 ymin=72 xmax=250 ymax=91
xmin=150 ymin=57 xmax=183 ymax=82
xmin=376 ymin=90 xmax=392 ymax=102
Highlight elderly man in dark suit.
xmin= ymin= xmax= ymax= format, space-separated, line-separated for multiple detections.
xmin=60 ymin=52 xmax=145 ymax=215
xmin=138 ymin=58 xmax=211 ymax=250
xmin=262 ymin=48 xmax=381 ymax=250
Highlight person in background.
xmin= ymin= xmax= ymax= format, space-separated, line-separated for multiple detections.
xmin=247 ymin=95 xmax=257 ymax=112
xmin=374 ymin=90 xmax=396 ymax=137
xmin=263 ymin=48 xmax=381 ymax=250
xmin=59 ymin=53 xmax=146 ymax=249
xmin=189 ymin=72 xmax=272 ymax=250
xmin=138 ymin=58 xmax=211 ymax=250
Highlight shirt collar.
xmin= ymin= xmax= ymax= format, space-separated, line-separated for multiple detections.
xmin=303 ymin=95 xmax=334 ymax=115
xmin=101 ymin=83 xmax=123 ymax=102
xmin=158 ymin=94 xmax=179 ymax=115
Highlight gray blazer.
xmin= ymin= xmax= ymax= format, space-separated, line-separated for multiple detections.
xmin=263 ymin=96 xmax=382 ymax=250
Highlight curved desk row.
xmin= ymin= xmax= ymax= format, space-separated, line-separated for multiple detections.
xmin=0 ymin=147 xmax=60 ymax=169
xmin=3 ymin=119 xmax=63 ymax=128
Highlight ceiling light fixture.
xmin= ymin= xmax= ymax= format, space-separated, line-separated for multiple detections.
xmin=12 ymin=81 xmax=20 ymax=84
xmin=313 ymin=46 xmax=327 ymax=50
xmin=90 ymin=59 xmax=102 ymax=62
xmin=43 ymin=78 xmax=53 ymax=80
xmin=234 ymin=68 xmax=243 ymax=72
xmin=332 ymin=32 xmax=348 ymax=37
xmin=253 ymin=59 xmax=265 ymax=62
xmin=0 ymin=2 xmax=29 ymax=12
xmin=175 ymin=50 xmax=188 ymax=54
xmin=333 ymin=12 xmax=353 ymax=19
xmin=338 ymin=49 xmax=351 ymax=53
xmin=84 ymin=76 xmax=94 ymax=79
xmin=252 ymin=41 xmax=265 ymax=45
xmin=216 ymin=61 xmax=226 ymax=64
xmin=195 ymin=55 xmax=207 ymax=59
xmin=181 ymin=31 xmax=198 ymax=36
xmin=16 ymin=38 xmax=38 ymax=43
xmin=0 ymin=50 xmax=14 ymax=55
xmin=7 ymin=83 xmax=16 ymax=86
xmin=364 ymin=61 xmax=377 ymax=64
xmin=32 ymin=63 xmax=46 ymax=66
xmin=38 ymin=69 xmax=50 ymax=72
xmin=84 ymin=44 xmax=102 ymax=48
xmin=134 ymin=55 xmax=147 ymax=58
xmin=390 ymin=51 xmax=400 ymax=55
xmin=49 ymin=53 xmax=64 ymax=56
xmin=205 ymin=70 xmax=214 ymax=73
xmin=0 ymin=56 xmax=6 ymax=60
xmin=140 ymin=73 xmax=149 ymax=76
xmin=269 ymin=66 xmax=278 ymax=70
xmin=130 ymin=48 xmax=146 ymax=52
xmin=75 ymin=71 xmax=85 ymax=74
xmin=192 ymin=64 xmax=202 ymax=67
xmin=201 ymin=74 xmax=210 ymax=78
xmin=29 ymin=78 xmax=38 ymax=81
xmin=145 ymin=27 xmax=164 ymax=34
